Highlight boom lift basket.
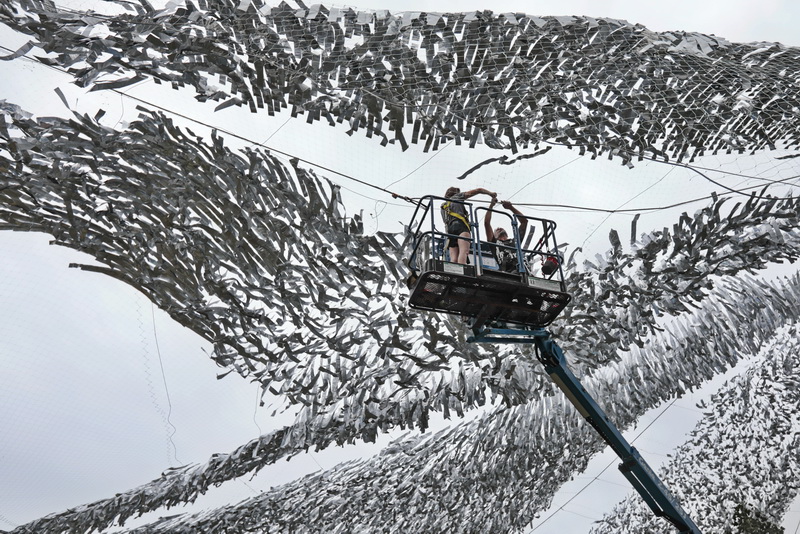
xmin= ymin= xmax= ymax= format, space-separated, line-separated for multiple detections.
xmin=406 ymin=195 xmax=571 ymax=329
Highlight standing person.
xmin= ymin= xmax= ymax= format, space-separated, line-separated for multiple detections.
xmin=441 ymin=186 xmax=496 ymax=264
xmin=484 ymin=199 xmax=529 ymax=273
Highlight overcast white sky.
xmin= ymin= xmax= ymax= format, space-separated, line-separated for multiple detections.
xmin=1 ymin=1 xmax=800 ymax=533
xmin=350 ymin=0 xmax=800 ymax=46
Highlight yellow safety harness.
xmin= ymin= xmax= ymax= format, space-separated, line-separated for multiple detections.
xmin=441 ymin=201 xmax=470 ymax=227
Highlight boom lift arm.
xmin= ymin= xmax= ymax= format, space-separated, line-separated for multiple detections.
xmin=405 ymin=194 xmax=700 ymax=532
xmin=470 ymin=327 xmax=702 ymax=534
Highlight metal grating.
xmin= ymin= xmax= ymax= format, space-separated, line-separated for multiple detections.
xmin=409 ymin=268 xmax=571 ymax=328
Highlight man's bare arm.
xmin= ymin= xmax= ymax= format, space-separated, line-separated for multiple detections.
xmin=502 ymin=200 xmax=528 ymax=242
xmin=484 ymin=196 xmax=497 ymax=241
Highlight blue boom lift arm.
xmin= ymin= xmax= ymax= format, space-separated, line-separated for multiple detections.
xmin=469 ymin=326 xmax=702 ymax=534
xmin=405 ymin=194 xmax=701 ymax=532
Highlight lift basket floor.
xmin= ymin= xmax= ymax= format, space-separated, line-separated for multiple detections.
xmin=408 ymin=260 xmax=571 ymax=328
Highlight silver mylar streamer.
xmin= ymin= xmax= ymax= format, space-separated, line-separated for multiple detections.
xmin=1 ymin=102 xmax=799 ymax=533
xmin=114 ymin=275 xmax=800 ymax=534
xmin=591 ymin=320 xmax=800 ymax=534
xmin=2 ymin=1 xmax=800 ymax=163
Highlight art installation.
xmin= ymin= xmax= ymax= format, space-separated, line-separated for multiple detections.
xmin=0 ymin=1 xmax=799 ymax=532
xmin=592 ymin=322 xmax=800 ymax=532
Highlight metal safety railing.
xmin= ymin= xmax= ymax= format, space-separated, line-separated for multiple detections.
xmin=407 ymin=195 xmax=566 ymax=284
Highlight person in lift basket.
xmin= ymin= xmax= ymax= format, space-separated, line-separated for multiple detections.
xmin=440 ymin=186 xmax=496 ymax=264
xmin=484 ymin=197 xmax=560 ymax=276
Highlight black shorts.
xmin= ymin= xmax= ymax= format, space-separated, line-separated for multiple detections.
xmin=446 ymin=220 xmax=470 ymax=248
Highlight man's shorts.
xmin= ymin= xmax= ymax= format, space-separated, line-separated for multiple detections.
xmin=446 ymin=220 xmax=470 ymax=248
